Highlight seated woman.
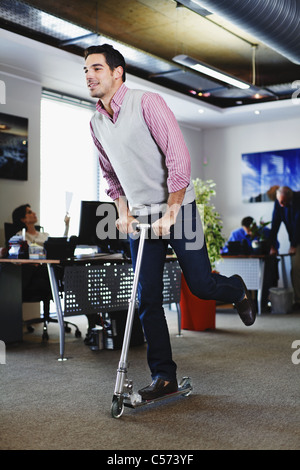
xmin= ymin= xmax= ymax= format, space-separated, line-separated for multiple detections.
xmin=12 ymin=204 xmax=98 ymax=342
xmin=12 ymin=204 xmax=54 ymax=304
xmin=12 ymin=204 xmax=69 ymax=246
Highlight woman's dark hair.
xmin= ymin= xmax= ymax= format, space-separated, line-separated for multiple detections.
xmin=84 ymin=43 xmax=126 ymax=82
xmin=12 ymin=204 xmax=30 ymax=232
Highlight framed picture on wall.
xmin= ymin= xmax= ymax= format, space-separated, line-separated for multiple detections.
xmin=0 ymin=112 xmax=28 ymax=181
xmin=242 ymin=147 xmax=300 ymax=203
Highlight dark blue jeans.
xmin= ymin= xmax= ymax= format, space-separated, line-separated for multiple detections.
xmin=129 ymin=201 xmax=244 ymax=381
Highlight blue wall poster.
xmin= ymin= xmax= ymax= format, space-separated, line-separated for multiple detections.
xmin=242 ymin=148 xmax=300 ymax=203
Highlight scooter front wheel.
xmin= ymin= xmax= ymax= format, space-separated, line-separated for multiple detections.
xmin=111 ymin=396 xmax=124 ymax=419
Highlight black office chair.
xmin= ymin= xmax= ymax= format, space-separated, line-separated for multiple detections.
xmin=5 ymin=222 xmax=44 ymax=244
xmin=4 ymin=222 xmax=81 ymax=341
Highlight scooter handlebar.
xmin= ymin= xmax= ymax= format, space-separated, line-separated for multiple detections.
xmin=132 ymin=222 xmax=151 ymax=232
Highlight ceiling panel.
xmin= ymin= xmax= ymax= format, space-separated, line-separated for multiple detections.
xmin=1 ymin=0 xmax=300 ymax=108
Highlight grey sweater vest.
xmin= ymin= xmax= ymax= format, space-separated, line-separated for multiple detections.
xmin=91 ymin=89 xmax=195 ymax=214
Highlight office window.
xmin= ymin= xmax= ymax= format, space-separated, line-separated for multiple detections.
xmin=40 ymin=91 xmax=99 ymax=238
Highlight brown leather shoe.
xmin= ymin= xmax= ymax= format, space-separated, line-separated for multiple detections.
xmin=138 ymin=377 xmax=178 ymax=400
xmin=232 ymin=274 xmax=256 ymax=326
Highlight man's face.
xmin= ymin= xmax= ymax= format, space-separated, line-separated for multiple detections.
xmin=277 ymin=194 xmax=290 ymax=207
xmin=244 ymin=226 xmax=252 ymax=236
xmin=84 ymin=53 xmax=116 ymax=100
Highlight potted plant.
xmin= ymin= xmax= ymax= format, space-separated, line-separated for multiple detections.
xmin=193 ymin=178 xmax=225 ymax=270
xmin=180 ymin=178 xmax=225 ymax=331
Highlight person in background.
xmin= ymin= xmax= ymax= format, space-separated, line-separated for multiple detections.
xmin=269 ymin=186 xmax=300 ymax=309
xmin=12 ymin=204 xmax=69 ymax=245
xmin=222 ymin=216 xmax=255 ymax=254
xmin=13 ymin=204 xmax=50 ymax=245
xmin=10 ymin=204 xmax=53 ymax=321
xmin=222 ymin=216 xmax=278 ymax=254
xmin=222 ymin=215 xmax=279 ymax=311
xmin=11 ymin=204 xmax=100 ymax=340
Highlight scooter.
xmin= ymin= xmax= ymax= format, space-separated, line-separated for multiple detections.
xmin=111 ymin=223 xmax=192 ymax=419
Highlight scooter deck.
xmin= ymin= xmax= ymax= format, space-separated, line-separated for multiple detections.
xmin=123 ymin=377 xmax=192 ymax=409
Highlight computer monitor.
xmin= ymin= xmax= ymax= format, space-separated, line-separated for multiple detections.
xmin=78 ymin=200 xmax=130 ymax=254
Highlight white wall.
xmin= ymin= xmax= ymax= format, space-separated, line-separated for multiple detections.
xmin=202 ymin=117 xmax=300 ymax=243
xmin=202 ymin=117 xmax=300 ymax=286
xmin=180 ymin=125 xmax=204 ymax=179
xmin=0 ymin=72 xmax=42 ymax=319
xmin=0 ymin=72 xmax=42 ymax=246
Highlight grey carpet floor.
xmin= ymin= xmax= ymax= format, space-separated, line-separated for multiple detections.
xmin=1 ymin=308 xmax=299 ymax=450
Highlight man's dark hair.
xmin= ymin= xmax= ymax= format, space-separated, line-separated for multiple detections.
xmin=241 ymin=216 xmax=254 ymax=228
xmin=84 ymin=44 xmax=126 ymax=82
xmin=12 ymin=204 xmax=31 ymax=231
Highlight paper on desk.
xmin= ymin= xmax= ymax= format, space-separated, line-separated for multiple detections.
xmin=65 ymin=191 xmax=73 ymax=214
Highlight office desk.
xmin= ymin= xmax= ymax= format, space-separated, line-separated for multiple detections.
xmin=0 ymin=255 xmax=181 ymax=360
xmin=215 ymin=254 xmax=290 ymax=315
xmin=0 ymin=259 xmax=61 ymax=346
xmin=276 ymin=254 xmax=292 ymax=288
xmin=62 ymin=255 xmax=182 ymax=353
xmin=216 ymin=255 xmax=267 ymax=314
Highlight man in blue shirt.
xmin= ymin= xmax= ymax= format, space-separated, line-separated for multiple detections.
xmin=223 ymin=216 xmax=277 ymax=254
xmin=269 ymin=186 xmax=300 ymax=308
xmin=222 ymin=216 xmax=254 ymax=254
xmin=223 ymin=216 xmax=279 ymax=311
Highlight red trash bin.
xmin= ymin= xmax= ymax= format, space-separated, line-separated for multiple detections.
xmin=180 ymin=273 xmax=216 ymax=331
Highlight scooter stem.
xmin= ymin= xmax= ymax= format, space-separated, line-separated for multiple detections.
xmin=113 ymin=224 xmax=149 ymax=396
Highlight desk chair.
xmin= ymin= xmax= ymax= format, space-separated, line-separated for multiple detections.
xmin=4 ymin=222 xmax=81 ymax=341
xmin=4 ymin=222 xmax=44 ymax=243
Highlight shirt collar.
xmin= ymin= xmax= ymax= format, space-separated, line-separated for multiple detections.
xmin=96 ymin=83 xmax=128 ymax=121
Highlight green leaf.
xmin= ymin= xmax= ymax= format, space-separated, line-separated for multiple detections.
xmin=193 ymin=178 xmax=225 ymax=269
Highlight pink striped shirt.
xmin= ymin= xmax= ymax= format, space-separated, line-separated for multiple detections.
xmin=91 ymin=83 xmax=191 ymax=201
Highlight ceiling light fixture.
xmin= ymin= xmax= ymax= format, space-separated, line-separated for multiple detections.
xmin=173 ymin=54 xmax=250 ymax=90
xmin=176 ymin=0 xmax=212 ymax=17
